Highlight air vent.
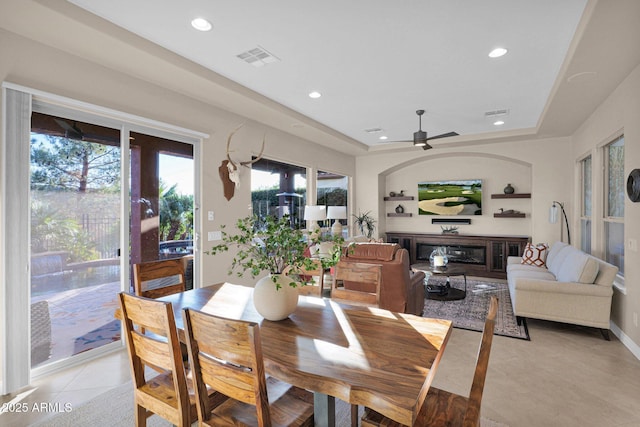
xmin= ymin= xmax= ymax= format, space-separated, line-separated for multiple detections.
xmin=364 ymin=128 xmax=384 ymax=134
xmin=236 ymin=46 xmax=280 ymax=68
xmin=484 ymin=109 xmax=509 ymax=118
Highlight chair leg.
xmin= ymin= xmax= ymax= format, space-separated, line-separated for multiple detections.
xmin=351 ymin=404 xmax=359 ymax=427
xmin=600 ymin=329 xmax=611 ymax=341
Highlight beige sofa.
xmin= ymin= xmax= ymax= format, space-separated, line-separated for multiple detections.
xmin=507 ymin=242 xmax=618 ymax=339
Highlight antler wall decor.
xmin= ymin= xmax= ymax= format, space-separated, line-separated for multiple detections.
xmin=218 ymin=124 xmax=265 ymax=201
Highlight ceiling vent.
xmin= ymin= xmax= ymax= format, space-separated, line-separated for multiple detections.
xmin=364 ymin=128 xmax=384 ymax=134
xmin=484 ymin=109 xmax=509 ymax=118
xmin=236 ymin=46 xmax=280 ymax=68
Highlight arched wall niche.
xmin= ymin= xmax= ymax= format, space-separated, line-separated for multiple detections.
xmin=378 ymin=152 xmax=533 ymax=237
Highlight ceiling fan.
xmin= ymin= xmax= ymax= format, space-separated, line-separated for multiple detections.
xmin=404 ymin=110 xmax=459 ymax=150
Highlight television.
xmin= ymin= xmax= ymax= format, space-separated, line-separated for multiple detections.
xmin=418 ymin=179 xmax=482 ymax=215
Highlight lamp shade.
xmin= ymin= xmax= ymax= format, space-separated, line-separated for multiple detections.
xmin=326 ymin=206 xmax=347 ymax=220
xmin=304 ymin=205 xmax=326 ymax=221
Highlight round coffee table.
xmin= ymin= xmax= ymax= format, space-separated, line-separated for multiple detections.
xmin=411 ymin=263 xmax=467 ymax=301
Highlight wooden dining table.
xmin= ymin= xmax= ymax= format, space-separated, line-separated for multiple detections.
xmin=150 ymin=282 xmax=452 ymax=427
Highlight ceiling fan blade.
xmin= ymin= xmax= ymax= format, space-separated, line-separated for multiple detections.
xmin=426 ymin=131 xmax=459 ymax=141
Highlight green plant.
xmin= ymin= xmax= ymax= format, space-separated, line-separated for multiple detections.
xmin=206 ymin=214 xmax=316 ymax=289
xmin=352 ymin=210 xmax=376 ymax=238
xmin=309 ymin=233 xmax=345 ymax=270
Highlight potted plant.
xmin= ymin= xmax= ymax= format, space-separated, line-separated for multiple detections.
xmin=206 ymin=214 xmax=317 ymax=320
xmin=352 ymin=210 xmax=376 ymax=239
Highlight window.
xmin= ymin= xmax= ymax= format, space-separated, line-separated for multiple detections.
xmin=603 ymin=136 xmax=624 ymax=276
xmin=317 ymin=170 xmax=348 ymax=236
xmin=250 ymin=158 xmax=307 ymax=229
xmin=580 ymin=156 xmax=592 ymax=254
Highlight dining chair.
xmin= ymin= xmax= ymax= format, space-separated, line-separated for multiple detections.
xmin=361 ymin=296 xmax=499 ymax=427
xmin=182 ymin=308 xmax=315 ymax=427
xmin=285 ymin=258 xmax=325 ymax=297
xmin=133 ymin=258 xmax=186 ymax=299
xmin=118 ymin=292 xmax=226 ymax=427
xmin=331 ymin=261 xmax=382 ymax=307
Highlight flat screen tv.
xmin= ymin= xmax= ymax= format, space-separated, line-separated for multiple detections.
xmin=418 ymin=179 xmax=482 ymax=215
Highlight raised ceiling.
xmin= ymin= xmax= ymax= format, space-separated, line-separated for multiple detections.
xmin=65 ymin=0 xmax=593 ymax=150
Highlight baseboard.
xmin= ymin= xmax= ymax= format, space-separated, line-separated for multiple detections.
xmin=610 ymin=321 xmax=640 ymax=361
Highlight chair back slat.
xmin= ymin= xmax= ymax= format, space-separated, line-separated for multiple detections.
xmin=462 ymin=295 xmax=498 ymax=427
xmin=332 ymin=261 xmax=382 ymax=305
xmin=286 ymin=258 xmax=325 ymax=297
xmin=133 ymin=258 xmax=186 ymax=299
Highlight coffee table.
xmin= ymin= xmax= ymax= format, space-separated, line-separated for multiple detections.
xmin=411 ymin=263 xmax=467 ymax=301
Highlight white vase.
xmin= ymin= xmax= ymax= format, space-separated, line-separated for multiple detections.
xmin=252 ymin=274 xmax=299 ymax=321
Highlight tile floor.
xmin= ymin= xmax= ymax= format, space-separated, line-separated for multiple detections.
xmin=2 ymin=319 xmax=640 ymax=426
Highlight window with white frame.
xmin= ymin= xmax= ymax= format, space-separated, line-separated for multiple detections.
xmin=580 ymin=155 xmax=592 ymax=254
xmin=603 ymin=136 xmax=624 ymax=276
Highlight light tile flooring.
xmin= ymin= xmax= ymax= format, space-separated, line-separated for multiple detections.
xmin=2 ymin=319 xmax=640 ymax=426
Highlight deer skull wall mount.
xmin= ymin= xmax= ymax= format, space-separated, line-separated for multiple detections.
xmin=218 ymin=124 xmax=265 ymax=201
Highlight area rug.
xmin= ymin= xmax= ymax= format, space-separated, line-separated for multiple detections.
xmin=423 ymin=277 xmax=530 ymax=340
xmin=32 ymin=381 xmax=509 ymax=427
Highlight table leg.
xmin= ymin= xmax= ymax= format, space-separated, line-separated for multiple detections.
xmin=314 ymin=393 xmax=336 ymax=427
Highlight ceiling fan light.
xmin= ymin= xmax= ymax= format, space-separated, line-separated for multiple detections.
xmin=414 ymin=140 xmax=427 ymax=147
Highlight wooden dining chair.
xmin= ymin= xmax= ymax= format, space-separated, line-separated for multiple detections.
xmin=133 ymin=258 xmax=186 ymax=299
xmin=361 ymin=296 xmax=499 ymax=427
xmin=285 ymin=258 xmax=325 ymax=297
xmin=182 ymin=308 xmax=315 ymax=427
xmin=118 ymin=292 xmax=226 ymax=427
xmin=331 ymin=261 xmax=382 ymax=307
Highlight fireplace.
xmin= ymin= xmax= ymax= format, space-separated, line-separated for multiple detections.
xmin=416 ymin=243 xmax=486 ymax=265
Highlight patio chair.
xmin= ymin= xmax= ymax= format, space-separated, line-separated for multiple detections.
xmin=182 ymin=308 xmax=314 ymax=427
xmin=361 ymin=296 xmax=498 ymax=427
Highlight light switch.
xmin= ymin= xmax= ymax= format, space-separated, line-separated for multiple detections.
xmin=207 ymin=211 xmax=214 ymax=221
xmin=628 ymin=238 xmax=638 ymax=252
xmin=208 ymin=231 xmax=222 ymax=241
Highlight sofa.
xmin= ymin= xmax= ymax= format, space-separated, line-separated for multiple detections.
xmin=339 ymin=242 xmax=425 ymax=315
xmin=507 ymin=241 xmax=618 ymax=339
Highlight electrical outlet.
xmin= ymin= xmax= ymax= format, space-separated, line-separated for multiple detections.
xmin=207 ymin=211 xmax=214 ymax=221
xmin=208 ymin=231 xmax=222 ymax=241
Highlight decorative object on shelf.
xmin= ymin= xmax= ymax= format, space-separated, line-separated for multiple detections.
xmin=440 ymin=226 xmax=459 ymax=234
xmin=353 ymin=210 xmax=376 ymax=238
xmin=395 ymin=204 xmax=405 ymax=214
xmin=327 ymin=205 xmax=347 ymax=236
xmin=549 ymin=201 xmax=571 ymax=244
xmin=303 ymin=205 xmax=326 ymax=240
xmin=627 ymin=168 xmax=640 ymax=202
xmin=430 ymin=246 xmax=449 ymax=268
xmin=389 ymin=191 xmax=396 ymax=197
xmin=206 ymin=214 xmax=318 ymax=320
xmin=398 ymin=190 xmax=405 ymax=196
xmin=503 ymin=183 xmax=515 ymax=194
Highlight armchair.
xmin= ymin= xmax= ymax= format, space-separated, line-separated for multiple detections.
xmin=339 ymin=243 xmax=425 ymax=315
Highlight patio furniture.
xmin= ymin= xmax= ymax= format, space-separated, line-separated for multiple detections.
xmin=182 ymin=308 xmax=314 ymax=426
xmin=30 ymin=300 xmax=52 ymax=366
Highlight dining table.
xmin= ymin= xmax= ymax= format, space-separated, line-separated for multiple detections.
xmin=150 ymin=282 xmax=453 ymax=427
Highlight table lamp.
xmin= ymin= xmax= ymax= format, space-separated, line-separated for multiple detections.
xmin=327 ymin=206 xmax=347 ymax=237
xmin=304 ymin=205 xmax=326 ymax=239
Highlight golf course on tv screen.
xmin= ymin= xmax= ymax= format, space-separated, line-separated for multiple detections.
xmin=418 ymin=179 xmax=482 ymax=215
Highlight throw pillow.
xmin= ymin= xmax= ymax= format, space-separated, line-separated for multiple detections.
xmin=521 ymin=242 xmax=549 ymax=267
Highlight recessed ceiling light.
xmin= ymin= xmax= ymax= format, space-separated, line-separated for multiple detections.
xmin=493 ymin=120 xmax=505 ymax=126
xmin=488 ymin=47 xmax=508 ymax=58
xmin=191 ymin=18 xmax=212 ymax=32
xmin=379 ymin=136 xmax=388 ymax=140
xmin=308 ymin=91 xmax=322 ymax=99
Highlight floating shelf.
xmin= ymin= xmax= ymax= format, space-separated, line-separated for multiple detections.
xmin=491 ymin=193 xmax=531 ymax=199
xmin=494 ymin=213 xmax=526 ymax=218
xmin=384 ymin=196 xmax=414 ymax=201
xmin=387 ymin=213 xmax=412 ymax=217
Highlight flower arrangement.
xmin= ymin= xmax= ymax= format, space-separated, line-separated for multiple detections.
xmin=206 ymin=214 xmax=318 ymax=289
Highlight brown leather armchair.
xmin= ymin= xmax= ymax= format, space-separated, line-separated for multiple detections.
xmin=339 ymin=243 xmax=425 ymax=315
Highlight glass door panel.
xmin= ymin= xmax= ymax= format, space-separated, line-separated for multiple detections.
xmin=30 ymin=112 xmax=121 ymax=368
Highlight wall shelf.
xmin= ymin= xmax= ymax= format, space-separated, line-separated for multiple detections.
xmin=494 ymin=213 xmax=526 ymax=218
xmin=491 ymin=193 xmax=531 ymax=199
xmin=384 ymin=196 xmax=414 ymax=201
xmin=388 ymin=213 xmax=412 ymax=217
